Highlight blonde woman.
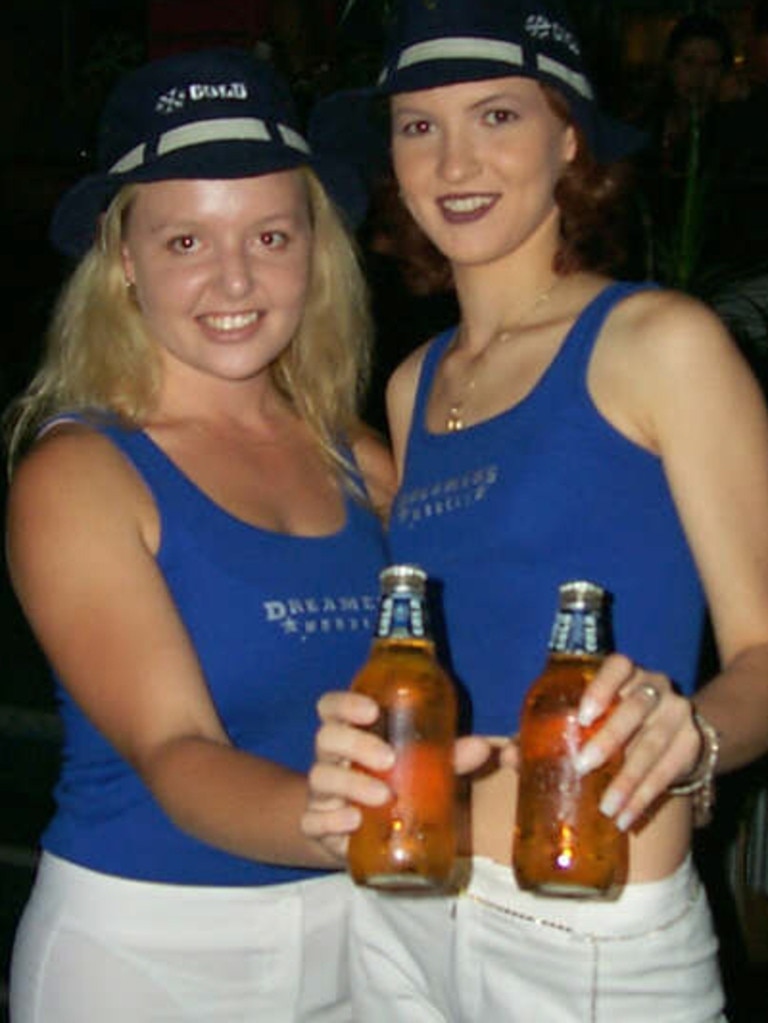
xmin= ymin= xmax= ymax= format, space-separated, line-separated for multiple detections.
xmin=6 ymin=48 xmax=393 ymax=1022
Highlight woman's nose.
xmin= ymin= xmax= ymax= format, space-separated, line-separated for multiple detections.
xmin=437 ymin=129 xmax=480 ymax=182
xmin=218 ymin=246 xmax=254 ymax=298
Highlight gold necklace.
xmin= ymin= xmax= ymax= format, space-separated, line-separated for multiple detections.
xmin=445 ymin=275 xmax=562 ymax=433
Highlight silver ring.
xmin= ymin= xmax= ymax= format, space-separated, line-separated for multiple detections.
xmin=635 ymin=682 xmax=662 ymax=708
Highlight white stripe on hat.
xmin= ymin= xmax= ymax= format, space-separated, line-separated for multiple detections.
xmin=385 ymin=35 xmax=594 ymax=103
xmin=395 ymin=36 xmax=524 ymax=72
xmin=278 ymin=124 xmax=311 ymax=154
xmin=159 ymin=118 xmax=270 ymax=155
xmin=536 ymin=55 xmax=593 ymax=100
xmin=108 ymin=117 xmax=309 ymax=174
xmin=111 ymin=144 xmax=146 ymax=174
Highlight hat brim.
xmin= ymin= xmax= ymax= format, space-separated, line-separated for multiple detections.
xmin=51 ymin=141 xmax=368 ymax=258
xmin=561 ymin=94 xmax=647 ymax=164
xmin=314 ymin=68 xmax=646 ymax=175
xmin=386 ymin=64 xmax=647 ymax=162
xmin=308 ymin=89 xmax=391 ymax=193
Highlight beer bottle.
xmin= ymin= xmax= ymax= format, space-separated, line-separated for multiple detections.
xmin=347 ymin=564 xmax=458 ymax=890
xmin=513 ymin=580 xmax=628 ymax=897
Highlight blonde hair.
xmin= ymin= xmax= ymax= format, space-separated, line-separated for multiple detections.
xmin=272 ymin=170 xmax=373 ymax=481
xmin=5 ymin=169 xmax=373 ymax=479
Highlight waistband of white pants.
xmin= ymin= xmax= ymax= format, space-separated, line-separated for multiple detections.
xmin=33 ymin=851 xmax=349 ymax=929
xmin=462 ymin=854 xmax=699 ymax=941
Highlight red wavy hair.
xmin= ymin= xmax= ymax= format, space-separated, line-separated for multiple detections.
xmin=366 ymin=83 xmax=632 ymax=295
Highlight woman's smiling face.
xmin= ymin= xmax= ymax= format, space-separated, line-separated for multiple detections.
xmin=390 ymin=76 xmax=576 ymax=270
xmin=120 ymin=170 xmax=313 ymax=386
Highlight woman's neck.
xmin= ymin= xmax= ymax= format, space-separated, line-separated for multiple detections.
xmin=452 ymin=256 xmax=566 ymax=354
xmin=153 ymin=366 xmax=294 ymax=437
xmin=449 ymin=211 xmax=566 ymax=352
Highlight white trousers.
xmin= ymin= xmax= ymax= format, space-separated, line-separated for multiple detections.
xmin=350 ymin=855 xmax=727 ymax=1022
xmin=10 ymin=853 xmax=353 ymax=1023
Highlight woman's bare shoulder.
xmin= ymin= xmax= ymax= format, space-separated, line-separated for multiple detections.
xmin=8 ymin=421 xmax=157 ymax=551
xmin=592 ymin=284 xmax=764 ymax=449
xmin=607 ymin=286 xmax=732 ymax=355
xmin=12 ymin=421 xmax=132 ymax=490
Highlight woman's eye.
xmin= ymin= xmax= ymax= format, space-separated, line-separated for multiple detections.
xmin=168 ymin=234 xmax=199 ymax=253
xmin=400 ymin=119 xmax=432 ymax=137
xmin=483 ymin=108 xmax=517 ymax=126
xmin=260 ymin=230 xmax=288 ymax=249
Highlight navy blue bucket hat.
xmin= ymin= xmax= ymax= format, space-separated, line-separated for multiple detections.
xmin=51 ymin=48 xmax=367 ymax=258
xmin=321 ymin=0 xmax=643 ymax=169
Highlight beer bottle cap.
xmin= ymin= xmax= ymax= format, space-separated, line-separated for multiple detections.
xmin=379 ymin=564 xmax=427 ymax=595
xmin=558 ymin=580 xmax=605 ymax=611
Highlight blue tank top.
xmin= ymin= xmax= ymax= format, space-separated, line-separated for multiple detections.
xmin=389 ymin=282 xmax=705 ymax=735
xmin=43 ymin=422 xmax=388 ymax=885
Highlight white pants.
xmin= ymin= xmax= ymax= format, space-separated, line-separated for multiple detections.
xmin=351 ymin=855 xmax=727 ymax=1022
xmin=10 ymin=853 xmax=353 ymax=1022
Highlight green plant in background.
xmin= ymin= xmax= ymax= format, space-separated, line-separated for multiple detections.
xmin=637 ymin=94 xmax=768 ymax=389
xmin=642 ymin=101 xmax=712 ymax=293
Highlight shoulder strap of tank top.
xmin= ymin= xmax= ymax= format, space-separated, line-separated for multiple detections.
xmin=558 ymin=280 xmax=660 ymax=388
xmin=43 ymin=412 xmax=172 ymax=487
xmin=406 ymin=283 xmax=657 ymax=432
xmin=409 ymin=327 xmax=457 ymax=439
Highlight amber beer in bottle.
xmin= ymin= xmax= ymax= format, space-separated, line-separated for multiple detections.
xmin=347 ymin=564 xmax=458 ymax=890
xmin=513 ymin=580 xmax=628 ymax=897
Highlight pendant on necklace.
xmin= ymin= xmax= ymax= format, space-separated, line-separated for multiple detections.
xmin=446 ymin=403 xmax=464 ymax=432
xmin=445 ymin=366 xmax=477 ymax=431
xmin=442 ymin=275 xmax=563 ymax=434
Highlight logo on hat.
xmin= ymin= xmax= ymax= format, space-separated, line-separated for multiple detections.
xmin=525 ymin=15 xmax=581 ymax=57
xmin=155 ymin=82 xmax=249 ymax=116
xmin=156 ymin=88 xmax=187 ymax=114
xmin=189 ymin=82 xmax=249 ymax=101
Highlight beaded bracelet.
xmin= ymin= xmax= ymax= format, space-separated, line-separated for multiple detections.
xmin=668 ymin=708 xmax=720 ymax=827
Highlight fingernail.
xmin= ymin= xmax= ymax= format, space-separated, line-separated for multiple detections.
xmin=615 ymin=810 xmax=633 ymax=832
xmin=377 ymin=749 xmax=396 ymax=770
xmin=573 ymin=745 xmax=602 ymax=775
xmin=578 ymin=699 xmax=599 ymax=727
xmin=372 ymin=782 xmax=391 ymax=804
xmin=600 ymin=789 xmax=622 ymax=818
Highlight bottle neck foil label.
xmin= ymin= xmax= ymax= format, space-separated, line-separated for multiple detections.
xmin=377 ymin=593 xmax=428 ymax=640
xmin=549 ymin=609 xmax=607 ymax=656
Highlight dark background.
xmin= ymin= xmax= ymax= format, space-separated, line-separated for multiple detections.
xmin=1 ymin=1 xmax=766 ymax=1019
